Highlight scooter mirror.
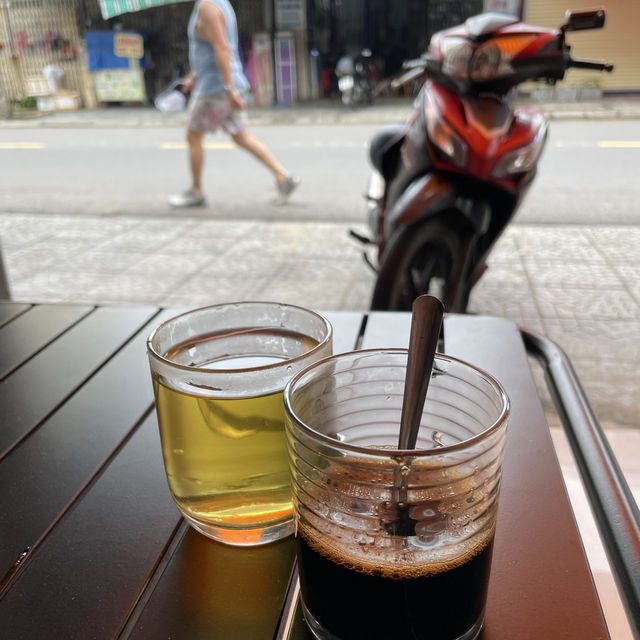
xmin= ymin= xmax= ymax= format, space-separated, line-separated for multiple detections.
xmin=562 ymin=7 xmax=606 ymax=32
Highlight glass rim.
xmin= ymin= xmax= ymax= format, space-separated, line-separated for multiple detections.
xmin=146 ymin=301 xmax=333 ymax=374
xmin=284 ymin=348 xmax=510 ymax=457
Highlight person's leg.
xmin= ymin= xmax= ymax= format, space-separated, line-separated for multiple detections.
xmin=187 ymin=128 xmax=205 ymax=198
xmin=169 ymin=94 xmax=211 ymax=207
xmin=230 ymin=129 xmax=288 ymax=183
xmin=224 ymin=104 xmax=299 ymax=198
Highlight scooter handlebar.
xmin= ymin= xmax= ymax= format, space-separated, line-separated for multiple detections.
xmin=569 ymin=57 xmax=614 ymax=73
xmin=402 ymin=57 xmax=427 ymax=70
xmin=391 ymin=65 xmax=427 ymax=89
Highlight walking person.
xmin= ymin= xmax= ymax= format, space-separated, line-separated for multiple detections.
xmin=169 ymin=0 xmax=299 ymax=208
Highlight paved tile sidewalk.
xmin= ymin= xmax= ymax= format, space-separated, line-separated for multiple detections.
xmin=1 ymin=211 xmax=638 ymax=427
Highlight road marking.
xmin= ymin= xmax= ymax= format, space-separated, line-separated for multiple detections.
xmin=553 ymin=140 xmax=640 ymax=149
xmin=554 ymin=141 xmax=591 ymax=148
xmin=0 ymin=142 xmax=46 ymax=149
xmin=160 ymin=141 xmax=235 ymax=150
xmin=597 ymin=141 xmax=640 ymax=148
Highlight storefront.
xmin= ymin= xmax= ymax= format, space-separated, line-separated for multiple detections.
xmin=0 ymin=0 xmax=88 ymax=111
xmin=78 ymin=0 xmax=487 ymax=105
xmin=3 ymin=0 xmax=636 ymax=114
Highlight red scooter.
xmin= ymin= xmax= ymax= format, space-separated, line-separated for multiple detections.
xmin=352 ymin=8 xmax=613 ymax=312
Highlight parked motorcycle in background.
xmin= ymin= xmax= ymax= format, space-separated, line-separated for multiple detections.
xmin=335 ymin=48 xmax=375 ymax=107
xmin=351 ymin=8 xmax=613 ymax=312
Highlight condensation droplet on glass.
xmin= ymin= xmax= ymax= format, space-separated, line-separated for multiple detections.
xmin=173 ymin=449 xmax=185 ymax=455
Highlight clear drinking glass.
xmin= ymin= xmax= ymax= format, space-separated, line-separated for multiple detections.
xmin=147 ymin=302 xmax=332 ymax=546
xmin=284 ymin=349 xmax=509 ymax=640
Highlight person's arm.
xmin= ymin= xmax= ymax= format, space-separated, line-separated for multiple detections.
xmin=182 ymin=71 xmax=197 ymax=93
xmin=195 ymin=1 xmax=245 ymax=109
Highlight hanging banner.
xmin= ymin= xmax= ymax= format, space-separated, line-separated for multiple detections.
xmin=99 ymin=0 xmax=192 ymax=21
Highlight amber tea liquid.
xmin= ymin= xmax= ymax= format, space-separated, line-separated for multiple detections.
xmin=153 ymin=327 xmax=319 ymax=546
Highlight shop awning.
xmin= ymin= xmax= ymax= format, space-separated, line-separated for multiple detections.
xmin=98 ymin=0 xmax=192 ymax=20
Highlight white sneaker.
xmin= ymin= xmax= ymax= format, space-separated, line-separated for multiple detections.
xmin=277 ymin=174 xmax=300 ymax=198
xmin=169 ymin=189 xmax=206 ymax=208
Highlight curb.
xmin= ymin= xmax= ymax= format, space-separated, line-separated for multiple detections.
xmin=2 ymin=97 xmax=640 ymax=129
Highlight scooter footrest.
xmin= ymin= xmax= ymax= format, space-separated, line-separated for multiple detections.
xmin=348 ymin=229 xmax=374 ymax=245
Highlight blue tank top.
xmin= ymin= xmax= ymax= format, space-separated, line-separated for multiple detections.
xmin=188 ymin=0 xmax=250 ymax=96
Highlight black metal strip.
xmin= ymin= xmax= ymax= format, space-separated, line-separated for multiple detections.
xmin=353 ymin=312 xmax=369 ymax=351
xmin=522 ymin=328 xmax=640 ymax=639
xmin=273 ymin=561 xmax=300 ymax=640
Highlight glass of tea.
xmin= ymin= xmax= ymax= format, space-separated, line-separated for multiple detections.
xmin=147 ymin=302 xmax=332 ymax=546
xmin=284 ymin=349 xmax=509 ymax=640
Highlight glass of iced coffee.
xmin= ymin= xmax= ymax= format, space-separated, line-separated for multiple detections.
xmin=147 ymin=302 xmax=332 ymax=547
xmin=284 ymin=349 xmax=509 ymax=640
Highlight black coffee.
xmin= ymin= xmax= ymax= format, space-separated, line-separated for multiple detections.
xmin=297 ymin=531 xmax=494 ymax=640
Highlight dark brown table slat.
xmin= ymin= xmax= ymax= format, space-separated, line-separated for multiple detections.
xmin=0 ymin=305 xmax=159 ymax=459
xmin=0 ymin=413 xmax=181 ymax=640
xmin=0 ymin=308 xmax=179 ymax=577
xmin=124 ymin=312 xmax=365 ymax=640
xmin=355 ymin=313 xmax=609 ymax=638
xmin=0 ymin=302 xmax=30 ymax=327
xmin=127 ymin=530 xmax=296 ymax=640
xmin=442 ymin=314 xmax=609 ymax=639
xmin=0 ymin=303 xmax=93 ymax=380
xmin=320 ymin=311 xmax=364 ymax=355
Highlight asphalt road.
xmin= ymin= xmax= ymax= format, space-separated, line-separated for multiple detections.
xmin=1 ymin=120 xmax=639 ymax=223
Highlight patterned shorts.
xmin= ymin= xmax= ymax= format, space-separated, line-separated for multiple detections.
xmin=186 ymin=93 xmax=248 ymax=135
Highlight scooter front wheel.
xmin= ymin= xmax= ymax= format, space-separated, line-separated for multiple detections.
xmin=341 ymin=90 xmax=353 ymax=106
xmin=370 ymin=219 xmax=470 ymax=312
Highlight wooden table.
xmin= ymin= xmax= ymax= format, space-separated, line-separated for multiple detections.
xmin=0 ymin=302 xmax=611 ymax=639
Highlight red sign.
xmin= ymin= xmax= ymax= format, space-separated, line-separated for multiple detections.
xmin=114 ymin=33 xmax=143 ymax=59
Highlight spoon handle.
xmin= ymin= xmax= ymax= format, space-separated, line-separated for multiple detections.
xmin=398 ymin=295 xmax=444 ymax=450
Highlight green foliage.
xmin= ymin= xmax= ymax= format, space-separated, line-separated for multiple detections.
xmin=19 ymin=95 xmax=37 ymax=109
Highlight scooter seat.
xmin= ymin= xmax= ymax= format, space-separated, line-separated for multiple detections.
xmin=369 ymin=124 xmax=409 ymax=180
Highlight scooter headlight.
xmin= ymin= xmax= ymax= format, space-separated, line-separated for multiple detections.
xmin=440 ymin=34 xmax=537 ymax=83
xmin=470 ymin=36 xmax=538 ymax=82
xmin=425 ymin=90 xmax=467 ymax=169
xmin=469 ymin=41 xmax=502 ymax=82
xmin=492 ymin=119 xmax=548 ymax=178
xmin=440 ymin=37 xmax=473 ymax=78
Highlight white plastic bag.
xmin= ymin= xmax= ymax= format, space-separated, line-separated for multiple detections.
xmin=43 ymin=65 xmax=64 ymax=93
xmin=154 ymin=80 xmax=187 ymax=112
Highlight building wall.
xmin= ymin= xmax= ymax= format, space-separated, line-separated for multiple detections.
xmin=526 ymin=0 xmax=639 ymax=91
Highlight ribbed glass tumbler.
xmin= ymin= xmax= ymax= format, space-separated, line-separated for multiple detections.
xmin=284 ymin=349 xmax=509 ymax=640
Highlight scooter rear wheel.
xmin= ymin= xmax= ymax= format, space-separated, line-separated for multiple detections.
xmin=370 ymin=219 xmax=470 ymax=312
